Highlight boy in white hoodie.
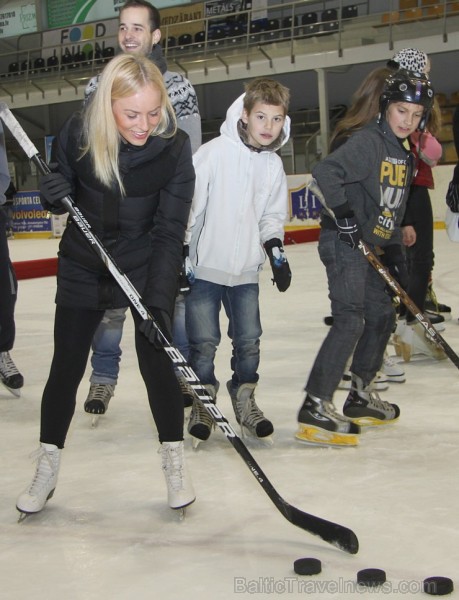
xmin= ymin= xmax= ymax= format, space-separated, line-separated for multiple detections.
xmin=186 ymin=78 xmax=292 ymax=443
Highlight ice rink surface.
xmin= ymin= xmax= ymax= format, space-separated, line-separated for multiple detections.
xmin=2 ymin=230 xmax=458 ymax=600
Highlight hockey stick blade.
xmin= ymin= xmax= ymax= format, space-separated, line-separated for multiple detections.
xmin=1 ymin=104 xmax=359 ymax=554
xmin=308 ymin=178 xmax=459 ymax=370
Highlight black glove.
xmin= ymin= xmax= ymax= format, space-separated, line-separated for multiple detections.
xmin=39 ymin=170 xmax=72 ymax=208
xmin=138 ymin=308 xmax=172 ymax=350
xmin=264 ymin=238 xmax=292 ymax=292
xmin=336 ymin=213 xmax=362 ymax=250
xmin=381 ymin=244 xmax=409 ymax=292
xmin=178 ymin=245 xmax=195 ymax=296
xmin=446 ymin=181 xmax=459 ymax=213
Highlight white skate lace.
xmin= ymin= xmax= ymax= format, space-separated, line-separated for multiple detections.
xmin=160 ymin=445 xmax=184 ymax=491
xmin=26 ymin=447 xmax=58 ymax=495
xmin=0 ymin=351 xmax=19 ymax=378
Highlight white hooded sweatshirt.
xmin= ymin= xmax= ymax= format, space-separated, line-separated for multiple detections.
xmin=189 ymin=93 xmax=290 ymax=287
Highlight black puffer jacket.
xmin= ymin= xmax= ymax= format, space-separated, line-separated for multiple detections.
xmin=45 ymin=113 xmax=195 ymax=315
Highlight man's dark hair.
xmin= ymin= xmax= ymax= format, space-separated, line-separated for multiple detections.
xmin=121 ymin=0 xmax=161 ymax=31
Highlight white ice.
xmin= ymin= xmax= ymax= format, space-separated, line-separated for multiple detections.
xmin=1 ymin=230 xmax=458 ymax=599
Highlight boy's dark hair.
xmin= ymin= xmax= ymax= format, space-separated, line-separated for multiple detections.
xmin=243 ymin=78 xmax=290 ymax=115
xmin=120 ymin=0 xmax=161 ymax=31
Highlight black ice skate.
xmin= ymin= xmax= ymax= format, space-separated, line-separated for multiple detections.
xmin=188 ymin=383 xmax=218 ymax=447
xmin=343 ymin=375 xmax=400 ymax=426
xmin=296 ymin=394 xmax=360 ymax=447
xmin=226 ymin=381 xmax=273 ymax=440
xmin=84 ymin=383 xmax=115 ymax=427
xmin=0 ymin=351 xmax=24 ymax=397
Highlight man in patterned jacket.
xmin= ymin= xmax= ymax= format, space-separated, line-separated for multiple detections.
xmin=82 ymin=0 xmax=201 ymax=419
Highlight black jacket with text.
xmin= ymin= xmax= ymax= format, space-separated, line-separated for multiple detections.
xmin=43 ymin=113 xmax=195 ymax=315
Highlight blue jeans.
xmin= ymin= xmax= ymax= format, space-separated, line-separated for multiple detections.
xmin=185 ymin=279 xmax=262 ymax=388
xmin=90 ymin=307 xmax=127 ymax=385
xmin=306 ymin=228 xmax=395 ymax=401
xmin=90 ymin=296 xmax=189 ymax=385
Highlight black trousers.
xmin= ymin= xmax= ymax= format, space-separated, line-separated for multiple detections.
xmin=40 ymin=305 xmax=184 ymax=448
xmin=0 ymin=208 xmax=17 ymax=352
xmin=400 ymin=185 xmax=434 ymax=322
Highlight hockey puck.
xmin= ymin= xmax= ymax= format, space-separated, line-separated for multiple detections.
xmin=293 ymin=558 xmax=322 ymax=576
xmin=323 ymin=316 xmax=334 ymax=326
xmin=423 ymin=577 xmax=454 ymax=596
xmin=357 ymin=568 xmax=386 ymax=587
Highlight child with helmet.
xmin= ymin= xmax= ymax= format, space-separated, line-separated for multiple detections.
xmin=295 ymin=69 xmax=435 ymax=447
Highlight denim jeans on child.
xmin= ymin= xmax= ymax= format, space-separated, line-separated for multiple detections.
xmin=89 ymin=307 xmax=127 ymax=385
xmin=185 ymin=279 xmax=262 ymax=388
xmin=306 ymin=228 xmax=396 ymax=401
xmin=90 ymin=295 xmax=189 ymax=385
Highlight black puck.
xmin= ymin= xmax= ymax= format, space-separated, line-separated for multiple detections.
xmin=323 ymin=316 xmax=334 ymax=326
xmin=423 ymin=577 xmax=454 ymax=596
xmin=293 ymin=558 xmax=322 ymax=576
xmin=357 ymin=568 xmax=386 ymax=587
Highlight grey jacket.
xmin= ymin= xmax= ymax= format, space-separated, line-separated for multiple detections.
xmin=314 ymin=118 xmax=415 ymax=247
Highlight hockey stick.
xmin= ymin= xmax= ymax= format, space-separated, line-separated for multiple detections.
xmin=0 ymin=102 xmax=359 ymax=554
xmin=308 ymin=178 xmax=459 ymax=369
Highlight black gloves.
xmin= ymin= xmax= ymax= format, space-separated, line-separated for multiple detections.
xmin=381 ymin=245 xmax=409 ymax=292
xmin=178 ymin=245 xmax=195 ymax=296
xmin=336 ymin=213 xmax=362 ymax=250
xmin=138 ymin=308 xmax=172 ymax=350
xmin=264 ymin=238 xmax=292 ymax=292
xmin=39 ymin=170 xmax=72 ymax=209
xmin=446 ymin=181 xmax=459 ymax=213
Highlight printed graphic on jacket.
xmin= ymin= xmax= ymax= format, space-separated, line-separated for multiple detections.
xmin=374 ymin=156 xmax=408 ymax=240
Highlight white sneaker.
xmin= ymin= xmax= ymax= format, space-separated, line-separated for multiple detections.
xmin=16 ymin=443 xmax=61 ymax=515
xmin=400 ymin=322 xmax=447 ymax=362
xmin=338 ymin=371 xmax=388 ymax=391
xmin=381 ymin=352 xmax=406 ymax=383
xmin=160 ymin=441 xmax=196 ymax=510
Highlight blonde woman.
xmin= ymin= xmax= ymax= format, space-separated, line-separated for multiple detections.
xmin=16 ymin=53 xmax=196 ymax=517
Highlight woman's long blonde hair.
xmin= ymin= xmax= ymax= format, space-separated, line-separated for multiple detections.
xmin=81 ymin=53 xmax=176 ymax=193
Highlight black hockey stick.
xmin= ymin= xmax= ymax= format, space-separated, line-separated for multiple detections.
xmin=0 ymin=102 xmax=359 ymax=555
xmin=358 ymin=240 xmax=459 ymax=369
xmin=308 ymin=178 xmax=459 ymax=369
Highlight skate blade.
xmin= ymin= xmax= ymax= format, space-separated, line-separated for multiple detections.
xmin=171 ymin=497 xmax=196 ymax=520
xmin=1 ymin=381 xmax=21 ymax=398
xmin=191 ymin=436 xmax=206 ymax=449
xmin=347 ymin=415 xmax=399 ymax=427
xmin=295 ymin=425 xmax=359 ymax=447
xmin=17 ymin=511 xmax=30 ymax=523
xmin=241 ymin=430 xmax=274 ymax=447
xmin=91 ymin=415 xmax=101 ymax=428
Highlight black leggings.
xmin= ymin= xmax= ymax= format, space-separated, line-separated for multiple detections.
xmin=400 ymin=185 xmax=434 ymax=323
xmin=40 ymin=305 xmax=184 ymax=448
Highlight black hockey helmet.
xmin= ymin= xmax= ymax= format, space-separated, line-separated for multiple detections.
xmin=379 ymin=69 xmax=435 ymax=131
